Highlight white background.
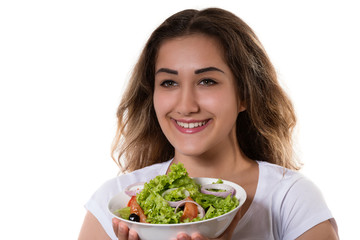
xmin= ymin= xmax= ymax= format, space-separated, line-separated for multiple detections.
xmin=0 ymin=0 xmax=359 ymax=239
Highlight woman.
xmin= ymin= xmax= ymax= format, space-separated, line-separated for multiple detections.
xmin=79 ymin=8 xmax=338 ymax=240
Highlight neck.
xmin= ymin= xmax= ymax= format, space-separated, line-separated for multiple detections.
xmin=172 ymin=138 xmax=253 ymax=180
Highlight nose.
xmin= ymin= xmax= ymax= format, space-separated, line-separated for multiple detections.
xmin=176 ymin=86 xmax=200 ymax=116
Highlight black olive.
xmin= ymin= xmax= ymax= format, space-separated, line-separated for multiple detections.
xmin=129 ymin=213 xmax=140 ymax=222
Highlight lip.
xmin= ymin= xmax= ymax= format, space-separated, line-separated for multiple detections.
xmin=171 ymin=118 xmax=211 ymax=134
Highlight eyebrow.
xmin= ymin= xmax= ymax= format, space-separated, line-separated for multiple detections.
xmin=155 ymin=66 xmax=225 ymax=75
xmin=156 ymin=68 xmax=178 ymax=75
xmin=194 ymin=67 xmax=224 ymax=74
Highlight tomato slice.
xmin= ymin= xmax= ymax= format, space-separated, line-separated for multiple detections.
xmin=180 ymin=196 xmax=198 ymax=222
xmin=127 ymin=196 xmax=147 ymax=223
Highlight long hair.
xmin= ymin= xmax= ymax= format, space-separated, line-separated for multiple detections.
xmin=112 ymin=8 xmax=300 ymax=172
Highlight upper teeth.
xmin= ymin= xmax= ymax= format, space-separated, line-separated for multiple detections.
xmin=176 ymin=121 xmax=207 ymax=129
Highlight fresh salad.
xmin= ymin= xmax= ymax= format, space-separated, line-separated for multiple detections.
xmin=115 ymin=163 xmax=239 ymax=224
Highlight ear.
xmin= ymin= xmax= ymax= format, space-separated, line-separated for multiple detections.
xmin=238 ymin=105 xmax=246 ymax=113
xmin=237 ymin=99 xmax=246 ymax=113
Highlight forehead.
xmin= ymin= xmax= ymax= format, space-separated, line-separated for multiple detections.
xmin=155 ymin=34 xmax=227 ymax=68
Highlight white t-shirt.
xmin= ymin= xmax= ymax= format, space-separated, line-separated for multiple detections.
xmin=85 ymin=160 xmax=337 ymax=240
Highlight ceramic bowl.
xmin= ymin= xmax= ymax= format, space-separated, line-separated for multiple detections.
xmin=108 ymin=177 xmax=246 ymax=240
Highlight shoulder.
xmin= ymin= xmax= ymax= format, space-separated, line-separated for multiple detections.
xmin=257 ymin=161 xmax=336 ymax=239
xmin=257 ymin=160 xmax=308 ymax=192
xmin=257 ymin=161 xmax=327 ymax=207
xmin=257 ymin=160 xmax=300 ymax=179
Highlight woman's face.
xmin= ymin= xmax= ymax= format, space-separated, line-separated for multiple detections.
xmin=153 ymin=34 xmax=245 ymax=158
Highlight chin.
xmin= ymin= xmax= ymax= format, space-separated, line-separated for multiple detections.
xmin=175 ymin=145 xmax=210 ymax=158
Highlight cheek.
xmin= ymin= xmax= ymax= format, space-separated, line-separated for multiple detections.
xmin=199 ymin=89 xmax=239 ymax=116
xmin=153 ymin=92 xmax=162 ymax=117
xmin=153 ymin=90 xmax=172 ymax=118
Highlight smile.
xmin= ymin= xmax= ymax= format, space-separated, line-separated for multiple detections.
xmin=176 ymin=120 xmax=207 ymax=129
xmin=172 ymin=119 xmax=211 ymax=134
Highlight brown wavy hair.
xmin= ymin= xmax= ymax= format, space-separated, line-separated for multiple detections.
xmin=112 ymin=8 xmax=300 ymax=172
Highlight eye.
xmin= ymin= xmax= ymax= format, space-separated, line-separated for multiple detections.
xmin=199 ymin=78 xmax=217 ymax=86
xmin=160 ymin=80 xmax=178 ymax=87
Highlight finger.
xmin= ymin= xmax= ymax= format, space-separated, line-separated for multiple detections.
xmin=177 ymin=232 xmax=192 ymax=240
xmin=191 ymin=232 xmax=207 ymax=240
xmin=112 ymin=218 xmax=119 ymax=238
xmin=128 ymin=228 xmax=139 ymax=240
xmin=116 ymin=221 xmax=130 ymax=240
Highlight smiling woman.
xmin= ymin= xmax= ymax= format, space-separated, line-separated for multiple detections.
xmin=79 ymin=7 xmax=338 ymax=240
xmin=153 ymin=34 xmax=243 ymax=158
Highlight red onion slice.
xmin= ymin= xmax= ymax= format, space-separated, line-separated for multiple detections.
xmin=161 ymin=188 xmax=190 ymax=207
xmin=124 ymin=182 xmax=145 ymax=196
xmin=174 ymin=200 xmax=205 ymax=219
xmin=201 ymin=183 xmax=236 ymax=198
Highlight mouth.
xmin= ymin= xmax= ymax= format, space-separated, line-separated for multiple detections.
xmin=172 ymin=119 xmax=212 ymax=134
xmin=175 ymin=120 xmax=208 ymax=129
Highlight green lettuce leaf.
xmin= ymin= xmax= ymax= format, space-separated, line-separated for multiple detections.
xmin=115 ymin=206 xmax=131 ymax=220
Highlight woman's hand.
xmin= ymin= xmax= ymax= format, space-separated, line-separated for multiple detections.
xmin=112 ymin=218 xmax=139 ymax=240
xmin=176 ymin=210 xmax=242 ymax=240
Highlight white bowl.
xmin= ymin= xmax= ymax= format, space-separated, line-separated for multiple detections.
xmin=108 ymin=177 xmax=247 ymax=240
